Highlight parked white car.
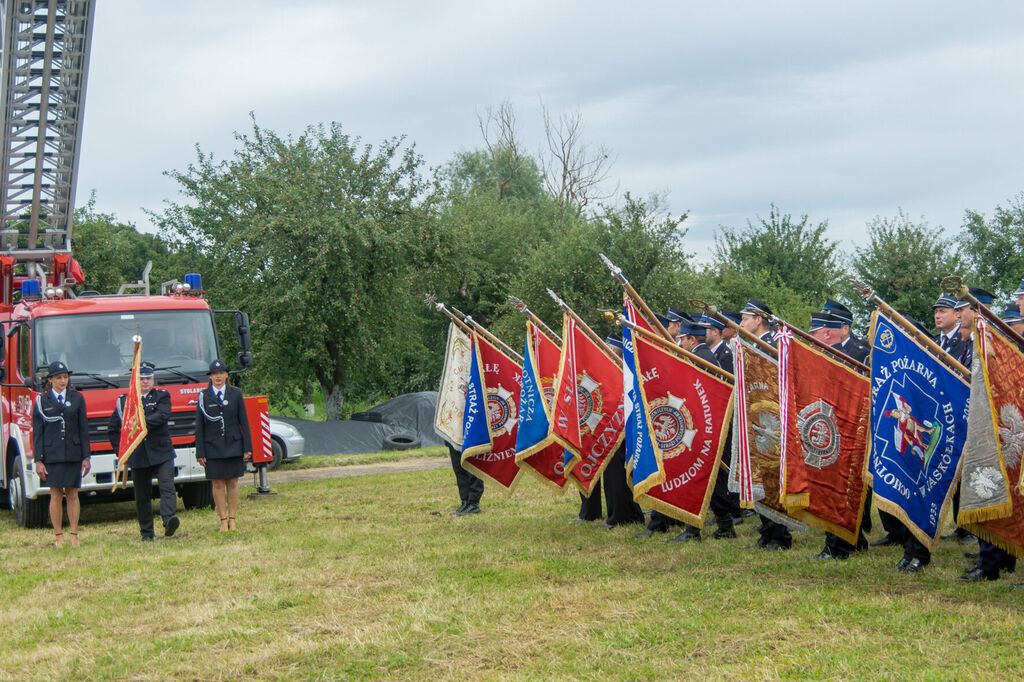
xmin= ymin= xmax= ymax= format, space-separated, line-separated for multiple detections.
xmin=268 ymin=418 xmax=304 ymax=470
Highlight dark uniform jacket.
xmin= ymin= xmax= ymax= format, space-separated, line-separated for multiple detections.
xmin=33 ymin=389 xmax=90 ymax=464
xmin=936 ymin=327 xmax=966 ymax=361
xmin=195 ymin=384 xmax=252 ymax=460
xmin=833 ymin=335 xmax=870 ymax=364
xmin=759 ymin=330 xmax=778 ymax=350
xmin=711 ymin=340 xmax=734 ymax=374
xmin=107 ymin=388 xmax=174 ymax=467
xmin=690 ymin=342 xmax=721 ymax=369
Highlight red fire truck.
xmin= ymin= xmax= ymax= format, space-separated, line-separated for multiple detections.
xmin=0 ymin=2 xmax=270 ymax=526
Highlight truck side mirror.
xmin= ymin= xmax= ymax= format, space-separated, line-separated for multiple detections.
xmin=237 ymin=351 xmax=253 ymax=369
xmin=234 ymin=312 xmax=251 ymax=351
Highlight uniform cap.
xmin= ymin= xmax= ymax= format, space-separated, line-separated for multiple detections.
xmin=208 ymin=359 xmax=229 ymax=374
xmin=139 ymin=362 xmax=156 ymax=377
xmin=822 ymin=299 xmax=853 ymax=325
xmin=46 ymin=360 xmax=70 ymax=377
xmin=932 ymin=294 xmax=958 ymax=310
xmin=740 ymin=298 xmax=772 ymax=318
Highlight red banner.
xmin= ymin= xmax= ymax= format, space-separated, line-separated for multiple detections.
xmin=461 ymin=331 xmax=524 ymax=491
xmin=550 ymin=313 xmax=626 ymax=496
xmin=778 ymin=328 xmax=870 ymax=544
xmin=633 ymin=333 xmax=733 ymax=523
xmin=113 ymin=338 xmax=148 ymax=490
xmin=515 ymin=321 xmax=569 ymax=491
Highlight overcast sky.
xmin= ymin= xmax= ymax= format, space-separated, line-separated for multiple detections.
xmin=76 ymin=0 xmax=1024 ymax=260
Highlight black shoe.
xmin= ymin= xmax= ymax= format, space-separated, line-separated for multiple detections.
xmin=899 ymin=558 xmax=925 ymax=573
xmin=741 ymin=509 xmax=756 ymax=518
xmin=745 ymin=536 xmax=770 ymax=550
xmin=1014 ymin=582 xmax=1024 ymax=590
xmin=712 ymin=528 xmax=737 ymax=539
xmin=634 ymin=529 xmax=655 ymax=538
xmin=164 ymin=516 xmax=180 ymax=537
xmin=568 ymin=516 xmax=587 ymax=524
xmin=963 ymin=552 xmax=979 ymax=560
xmin=957 ymin=567 xmax=997 ymax=582
xmin=458 ymin=503 xmax=481 ymax=516
xmin=870 ymin=535 xmax=898 ymax=547
xmin=595 ymin=522 xmax=615 ymax=530
xmin=765 ymin=540 xmax=790 ymax=551
xmin=754 ymin=524 xmax=766 ymax=533
xmin=451 ymin=503 xmax=468 ymax=516
xmin=959 ymin=533 xmax=977 ymax=546
xmin=731 ymin=515 xmax=745 ymax=526
xmin=807 ymin=549 xmax=846 ymax=561
xmin=856 ymin=537 xmax=869 ymax=552
xmin=666 ymin=530 xmax=701 ymax=544
xmin=895 ymin=557 xmax=910 ymax=570
xmin=140 ymin=536 xmax=154 ymax=542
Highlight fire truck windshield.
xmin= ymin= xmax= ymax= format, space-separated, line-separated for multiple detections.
xmin=34 ymin=310 xmax=219 ymax=387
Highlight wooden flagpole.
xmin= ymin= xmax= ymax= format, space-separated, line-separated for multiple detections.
xmin=768 ymin=313 xmax=869 ymax=375
xmin=425 ymin=295 xmax=523 ymax=363
xmin=608 ymin=311 xmax=734 ymax=383
xmin=851 ymin=279 xmax=968 ymax=379
xmin=688 ymin=298 xmax=778 ymax=358
xmin=598 ymin=253 xmax=675 ymax=343
xmin=507 ymin=295 xmax=562 ymax=345
xmin=941 ymin=275 xmax=1024 ymax=351
xmin=546 ymin=288 xmax=622 ymax=367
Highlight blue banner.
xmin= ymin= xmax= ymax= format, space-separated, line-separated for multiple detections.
xmin=870 ymin=311 xmax=970 ymax=543
xmin=623 ymin=300 xmax=661 ymax=491
xmin=515 ymin=332 xmax=550 ymax=454
xmin=461 ymin=335 xmax=491 ymax=456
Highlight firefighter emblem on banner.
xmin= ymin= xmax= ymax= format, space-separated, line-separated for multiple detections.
xmin=797 ymin=399 xmax=841 ymax=469
xmin=576 ymin=372 xmax=604 ymax=434
xmin=487 ymin=383 xmax=518 ymax=436
xmin=649 ymin=392 xmax=697 ymax=459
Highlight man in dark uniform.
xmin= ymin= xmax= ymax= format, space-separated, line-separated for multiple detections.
xmin=447 ymin=440 xmax=484 ymax=516
xmin=933 ymin=293 xmax=965 ymax=360
xmin=664 ymin=320 xmax=724 ymax=543
xmin=665 ymin=307 xmax=688 ymax=339
xmin=108 ymin=362 xmax=180 ymax=541
xmin=956 ymin=289 xmax=1017 ymax=582
xmin=738 ymin=298 xmax=792 ymax=551
xmin=594 ymin=336 xmax=645 ymax=529
xmin=714 ymin=309 xmax=753 ymax=525
xmin=1002 ymin=304 xmax=1024 ymax=335
xmin=822 ymin=299 xmax=870 ymax=363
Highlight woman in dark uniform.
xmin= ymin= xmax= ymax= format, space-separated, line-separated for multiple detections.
xmin=32 ymin=361 xmax=91 ymax=546
xmin=195 ymin=359 xmax=252 ymax=531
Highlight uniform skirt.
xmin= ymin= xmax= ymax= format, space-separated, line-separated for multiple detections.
xmin=43 ymin=461 xmax=83 ymax=489
xmin=204 ymin=457 xmax=245 ymax=480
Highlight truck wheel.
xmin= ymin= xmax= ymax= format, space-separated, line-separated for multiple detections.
xmin=269 ymin=439 xmax=284 ymax=471
xmin=11 ymin=458 xmax=47 ymax=528
xmin=179 ymin=481 xmax=214 ymax=510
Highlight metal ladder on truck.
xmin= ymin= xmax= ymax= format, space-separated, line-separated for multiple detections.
xmin=0 ymin=0 xmax=94 ymax=305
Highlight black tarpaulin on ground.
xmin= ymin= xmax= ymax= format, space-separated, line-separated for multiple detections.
xmin=277 ymin=391 xmax=444 ymax=455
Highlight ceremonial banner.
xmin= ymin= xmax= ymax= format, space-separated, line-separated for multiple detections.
xmin=514 ymin=321 xmax=569 ymax=491
xmin=729 ymin=340 xmax=803 ymax=529
xmin=778 ymin=328 xmax=870 ymax=544
xmin=434 ymin=321 xmax=472 ymax=447
xmin=550 ymin=313 xmax=626 ymax=496
xmin=460 ymin=331 xmax=524 ymax=491
xmin=958 ymin=319 xmax=1024 ymax=557
xmin=623 ymin=295 xmax=662 ymax=493
xmin=632 ymin=333 xmax=733 ymax=523
xmin=113 ymin=337 xmax=147 ymax=490
xmin=870 ymin=311 xmax=969 ymax=548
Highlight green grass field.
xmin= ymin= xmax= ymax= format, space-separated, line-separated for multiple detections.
xmin=1 ymin=462 xmax=1021 ymax=680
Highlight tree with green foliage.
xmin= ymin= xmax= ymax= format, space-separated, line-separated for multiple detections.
xmin=956 ymin=193 xmax=1024 ymax=298
xmin=156 ymin=119 xmax=438 ymax=419
xmin=711 ymin=204 xmax=845 ymax=329
xmin=850 ymin=210 xmax=957 ymax=330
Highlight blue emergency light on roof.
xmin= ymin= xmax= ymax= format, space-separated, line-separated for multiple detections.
xmin=184 ymin=273 xmax=202 ymax=291
xmin=21 ymin=279 xmax=40 ymax=299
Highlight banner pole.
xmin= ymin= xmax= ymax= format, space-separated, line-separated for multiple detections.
xmin=546 ymin=289 xmax=622 ymax=367
xmin=768 ymin=314 xmax=869 ymax=375
xmin=851 ymin=279 xmax=968 ymax=378
xmin=688 ymin=298 xmax=778 ymax=358
xmin=598 ymin=253 xmax=675 ymax=343
xmin=507 ymin=295 xmax=562 ymax=345
xmin=941 ymin=275 xmax=1024 ymax=351
xmin=607 ymin=311 xmax=734 ymax=383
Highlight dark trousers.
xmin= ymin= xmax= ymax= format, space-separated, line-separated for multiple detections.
xmin=603 ymin=446 xmax=644 ymax=526
xmin=978 ymin=538 xmax=1016 ymax=577
xmin=132 ymin=459 xmax=177 ymax=539
xmin=903 ymin=535 xmax=931 ymax=565
xmin=759 ymin=515 xmax=792 ymax=546
xmin=447 ymin=444 xmax=483 ymax=505
xmin=879 ymin=509 xmax=905 ymax=540
xmin=708 ymin=466 xmax=738 ymax=532
xmin=578 ymin=481 xmax=603 ymax=521
xmin=822 ymin=491 xmax=872 ymax=557
xmin=647 ymin=510 xmax=683 ymax=532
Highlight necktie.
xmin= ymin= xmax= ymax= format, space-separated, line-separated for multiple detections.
xmin=216 ymin=390 xmax=223 ymax=402
xmin=940 ymin=335 xmax=949 ymax=351
xmin=58 ymin=395 xmax=65 ymax=408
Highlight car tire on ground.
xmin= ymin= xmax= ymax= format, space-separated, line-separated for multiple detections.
xmin=179 ymin=480 xmax=214 ymax=510
xmin=383 ymin=433 xmax=421 ymax=451
xmin=269 ymin=438 xmax=284 ymax=470
xmin=11 ymin=457 xmax=47 ymax=528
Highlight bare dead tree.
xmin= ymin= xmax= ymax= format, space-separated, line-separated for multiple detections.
xmin=477 ymin=100 xmax=527 ymax=200
xmin=540 ymin=100 xmax=617 ymax=214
